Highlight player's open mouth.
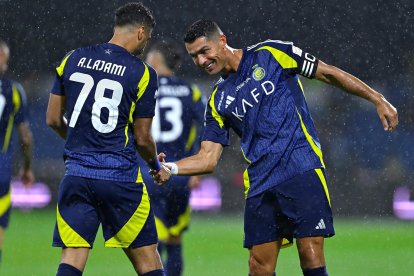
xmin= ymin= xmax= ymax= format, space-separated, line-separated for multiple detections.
xmin=204 ymin=61 xmax=214 ymax=72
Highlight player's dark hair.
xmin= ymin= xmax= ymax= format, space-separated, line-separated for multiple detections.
xmin=115 ymin=2 xmax=155 ymax=29
xmin=0 ymin=39 xmax=8 ymax=50
xmin=184 ymin=20 xmax=223 ymax=43
xmin=149 ymin=40 xmax=182 ymax=71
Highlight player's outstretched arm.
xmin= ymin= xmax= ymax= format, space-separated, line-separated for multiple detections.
xmin=46 ymin=94 xmax=67 ymax=139
xmin=133 ymin=117 xmax=161 ymax=171
xmin=314 ymin=61 xmax=398 ymax=132
xmin=17 ymin=122 xmax=34 ymax=186
xmin=153 ymin=141 xmax=223 ymax=185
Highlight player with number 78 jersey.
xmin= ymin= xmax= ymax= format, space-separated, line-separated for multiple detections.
xmin=50 ymin=44 xmax=158 ymax=181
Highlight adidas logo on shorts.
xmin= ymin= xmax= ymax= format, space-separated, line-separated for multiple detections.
xmin=315 ymin=219 xmax=326 ymax=230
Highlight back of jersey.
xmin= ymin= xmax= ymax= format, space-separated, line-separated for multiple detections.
xmin=151 ymin=76 xmax=204 ymax=160
xmin=51 ymin=43 xmax=158 ymax=182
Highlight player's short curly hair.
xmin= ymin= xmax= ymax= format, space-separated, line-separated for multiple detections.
xmin=149 ymin=40 xmax=182 ymax=71
xmin=184 ymin=20 xmax=223 ymax=43
xmin=115 ymin=2 xmax=155 ymax=29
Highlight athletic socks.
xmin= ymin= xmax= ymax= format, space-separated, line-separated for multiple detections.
xmin=166 ymin=244 xmax=183 ymax=276
xmin=140 ymin=269 xmax=166 ymax=276
xmin=303 ymin=266 xmax=328 ymax=276
xmin=56 ymin=263 xmax=82 ymax=276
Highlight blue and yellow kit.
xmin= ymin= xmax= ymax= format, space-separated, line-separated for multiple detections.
xmin=51 ymin=43 xmax=159 ymax=248
xmin=0 ymin=78 xmax=28 ymax=227
xmin=203 ymin=40 xmax=324 ymax=198
xmin=139 ymin=75 xmax=205 ymax=240
xmin=51 ymin=43 xmax=158 ymax=182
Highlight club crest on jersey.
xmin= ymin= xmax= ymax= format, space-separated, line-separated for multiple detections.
xmin=252 ymin=66 xmax=265 ymax=81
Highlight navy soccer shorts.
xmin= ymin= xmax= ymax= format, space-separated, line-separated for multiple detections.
xmin=0 ymin=177 xmax=11 ymax=229
xmin=52 ymin=175 xmax=158 ymax=248
xmin=243 ymin=168 xmax=335 ymax=248
xmin=143 ymin=171 xmax=191 ymax=240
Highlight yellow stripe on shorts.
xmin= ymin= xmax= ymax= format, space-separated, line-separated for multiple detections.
xmin=105 ymin=184 xmax=150 ymax=248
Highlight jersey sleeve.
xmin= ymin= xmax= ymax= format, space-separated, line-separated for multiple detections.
xmin=202 ymin=87 xmax=230 ymax=146
xmin=134 ymin=64 xmax=158 ymax=118
xmin=256 ymin=40 xmax=319 ymax=79
xmin=12 ymin=82 xmax=28 ymax=125
xmin=51 ymin=50 xmax=75 ymax=96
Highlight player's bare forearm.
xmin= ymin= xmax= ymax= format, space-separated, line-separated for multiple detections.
xmin=46 ymin=94 xmax=67 ymax=139
xmin=17 ymin=122 xmax=33 ymax=170
xmin=133 ymin=117 xmax=159 ymax=167
xmin=315 ymin=61 xmax=398 ymax=131
xmin=135 ymin=134 xmax=158 ymax=165
xmin=175 ymin=141 xmax=223 ymax=176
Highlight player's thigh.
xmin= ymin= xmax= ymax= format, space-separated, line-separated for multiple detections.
xmin=92 ymin=180 xmax=158 ymax=248
xmin=53 ymin=175 xmax=100 ymax=248
xmin=244 ymin=189 xmax=292 ymax=249
xmin=276 ymin=169 xmax=335 ymax=239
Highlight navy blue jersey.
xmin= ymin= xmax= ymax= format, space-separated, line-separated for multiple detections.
xmin=51 ymin=43 xmax=158 ymax=182
xmin=203 ymin=40 xmax=324 ymax=198
xmin=0 ymin=78 xmax=28 ymax=176
xmin=151 ymin=76 xmax=205 ymax=160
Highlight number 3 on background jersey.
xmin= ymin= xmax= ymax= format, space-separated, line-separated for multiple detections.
xmin=152 ymin=97 xmax=183 ymax=143
xmin=68 ymin=72 xmax=123 ymax=133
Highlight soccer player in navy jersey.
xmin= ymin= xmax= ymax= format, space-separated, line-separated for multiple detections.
xmin=139 ymin=40 xmax=205 ymax=276
xmin=153 ymin=20 xmax=399 ymax=276
xmin=46 ymin=3 xmax=165 ymax=276
xmin=0 ymin=39 xmax=34 ymax=264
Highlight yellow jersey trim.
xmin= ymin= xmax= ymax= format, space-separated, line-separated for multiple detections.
xmin=315 ymin=168 xmax=331 ymax=206
xmin=209 ymin=87 xmax=225 ymax=128
xmin=56 ymin=51 xmax=74 ymax=77
xmin=185 ymin=124 xmax=197 ymax=152
xmin=192 ymin=85 xmax=202 ymax=102
xmin=2 ymin=85 xmax=21 ymax=152
xmin=296 ymin=109 xmax=325 ymax=168
xmin=136 ymin=64 xmax=150 ymax=101
xmin=255 ymin=46 xmax=297 ymax=69
xmin=124 ymin=102 xmax=136 ymax=148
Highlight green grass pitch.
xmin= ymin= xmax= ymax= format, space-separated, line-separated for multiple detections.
xmin=2 ymin=210 xmax=414 ymax=275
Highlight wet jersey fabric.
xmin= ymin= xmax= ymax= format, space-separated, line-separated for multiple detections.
xmin=203 ymin=40 xmax=324 ymax=198
xmin=0 ymin=78 xmax=28 ymax=227
xmin=50 ymin=43 xmax=158 ymax=182
xmin=151 ymin=76 xmax=205 ymax=160
xmin=138 ymin=75 xmax=205 ymax=237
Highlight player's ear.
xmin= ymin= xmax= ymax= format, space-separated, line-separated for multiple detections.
xmin=218 ymin=34 xmax=227 ymax=48
xmin=137 ymin=26 xmax=145 ymax=41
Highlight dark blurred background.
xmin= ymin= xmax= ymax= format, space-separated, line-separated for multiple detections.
xmin=1 ymin=0 xmax=413 ymax=216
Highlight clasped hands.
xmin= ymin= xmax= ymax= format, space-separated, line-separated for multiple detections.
xmin=149 ymin=152 xmax=172 ymax=185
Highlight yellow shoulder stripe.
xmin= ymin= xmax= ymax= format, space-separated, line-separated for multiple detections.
xmin=137 ymin=64 xmax=150 ymax=100
xmin=255 ymin=46 xmax=297 ymax=69
xmin=209 ymin=87 xmax=225 ymax=128
xmin=56 ymin=51 xmax=74 ymax=77
xmin=192 ymin=85 xmax=202 ymax=102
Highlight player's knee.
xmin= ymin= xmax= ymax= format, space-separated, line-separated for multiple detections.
xmin=297 ymin=238 xmax=325 ymax=269
xmin=248 ymin=255 xmax=275 ymax=276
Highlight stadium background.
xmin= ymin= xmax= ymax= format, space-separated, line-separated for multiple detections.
xmin=0 ymin=1 xmax=413 ymax=275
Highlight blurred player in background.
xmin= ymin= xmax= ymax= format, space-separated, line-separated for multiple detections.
xmin=153 ymin=20 xmax=398 ymax=276
xmin=46 ymin=3 xmax=166 ymax=276
xmin=0 ymin=39 xmax=34 ymax=264
xmin=139 ymin=40 xmax=205 ymax=276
